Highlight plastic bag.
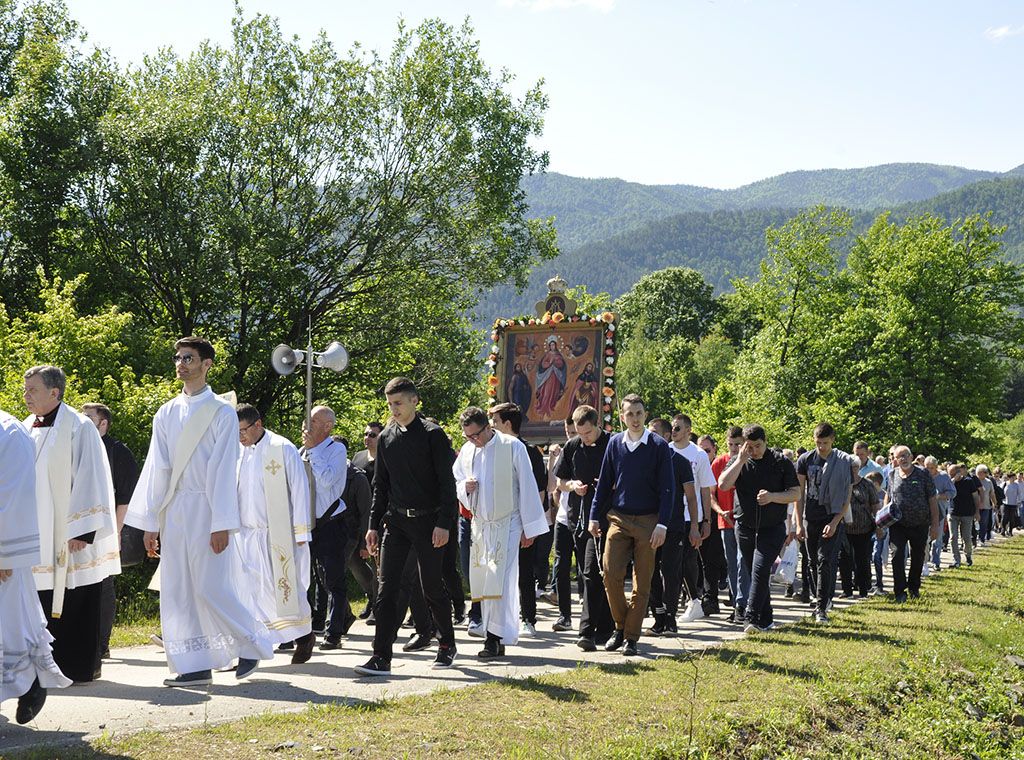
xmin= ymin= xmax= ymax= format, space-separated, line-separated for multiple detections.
xmin=774 ymin=540 xmax=799 ymax=585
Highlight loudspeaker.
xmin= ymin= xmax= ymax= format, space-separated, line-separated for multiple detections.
xmin=271 ymin=344 xmax=305 ymax=376
xmin=317 ymin=341 xmax=349 ymax=373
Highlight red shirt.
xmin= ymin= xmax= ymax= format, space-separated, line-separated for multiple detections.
xmin=711 ymin=453 xmax=735 ymax=529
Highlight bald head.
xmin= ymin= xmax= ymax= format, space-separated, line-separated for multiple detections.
xmin=303 ymin=405 xmax=336 ymax=449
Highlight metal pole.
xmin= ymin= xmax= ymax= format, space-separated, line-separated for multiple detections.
xmin=305 ymin=321 xmax=314 ymax=433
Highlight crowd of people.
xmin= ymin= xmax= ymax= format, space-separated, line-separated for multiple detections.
xmin=1 ymin=335 xmax=1016 ymax=724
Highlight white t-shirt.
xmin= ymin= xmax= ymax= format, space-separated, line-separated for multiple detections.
xmin=670 ymin=440 xmax=716 ymax=522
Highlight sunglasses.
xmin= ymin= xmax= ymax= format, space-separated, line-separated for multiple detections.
xmin=364 ymin=431 xmax=379 ymax=439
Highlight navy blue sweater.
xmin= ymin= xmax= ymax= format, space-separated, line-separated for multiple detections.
xmin=590 ymin=432 xmax=675 ymax=525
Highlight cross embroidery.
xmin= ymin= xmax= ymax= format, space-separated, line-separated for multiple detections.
xmin=265 ymin=459 xmax=282 ymax=476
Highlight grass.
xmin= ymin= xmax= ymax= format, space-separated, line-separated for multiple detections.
xmin=20 ymin=538 xmax=1024 ymax=759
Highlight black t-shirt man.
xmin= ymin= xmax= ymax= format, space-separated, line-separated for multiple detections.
xmin=732 ymin=450 xmax=799 ymax=528
xmin=796 ymin=451 xmax=828 ymax=522
xmin=952 ymin=477 xmax=980 ymax=517
xmin=555 ymin=430 xmax=610 ymax=531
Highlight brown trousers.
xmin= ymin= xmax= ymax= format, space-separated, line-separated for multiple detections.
xmin=602 ymin=510 xmax=658 ymax=642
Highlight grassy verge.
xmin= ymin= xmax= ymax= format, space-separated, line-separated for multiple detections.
xmin=28 ymin=539 xmax=1024 ymax=759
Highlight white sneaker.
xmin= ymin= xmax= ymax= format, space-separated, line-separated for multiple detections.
xmin=922 ymin=563 xmax=931 ymax=577
xmin=519 ymin=620 xmax=537 ymax=637
xmin=149 ymin=634 xmax=164 ymax=649
xmin=680 ymin=599 xmax=705 ymax=623
xmin=467 ymin=620 xmax=485 ymax=638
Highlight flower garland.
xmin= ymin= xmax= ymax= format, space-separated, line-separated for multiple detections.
xmin=485 ymin=310 xmax=618 ymax=432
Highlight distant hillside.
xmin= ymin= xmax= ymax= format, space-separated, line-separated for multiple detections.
xmin=485 ymin=175 xmax=1024 ymax=320
xmin=524 ymin=163 xmax=1006 ymax=251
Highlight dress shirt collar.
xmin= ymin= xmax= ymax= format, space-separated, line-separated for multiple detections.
xmin=309 ymin=436 xmax=334 ymax=456
xmin=624 ymin=428 xmax=650 ymax=451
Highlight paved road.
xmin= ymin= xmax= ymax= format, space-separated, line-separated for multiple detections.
xmin=0 ymin=537 xmax=994 ymax=753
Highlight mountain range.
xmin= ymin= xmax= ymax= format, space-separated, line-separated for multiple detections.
xmin=480 ymin=162 xmax=1024 ymax=320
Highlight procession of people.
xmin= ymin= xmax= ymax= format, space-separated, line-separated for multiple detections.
xmin=1 ymin=335 xmax=1015 ymax=724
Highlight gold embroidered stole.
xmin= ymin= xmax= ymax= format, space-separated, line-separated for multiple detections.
xmin=262 ymin=436 xmax=300 ymax=619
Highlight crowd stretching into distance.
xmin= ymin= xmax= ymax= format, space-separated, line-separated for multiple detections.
xmin=1 ymin=336 xmax=1015 ymax=724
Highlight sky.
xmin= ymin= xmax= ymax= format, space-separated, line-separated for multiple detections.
xmin=72 ymin=0 xmax=1024 ymax=189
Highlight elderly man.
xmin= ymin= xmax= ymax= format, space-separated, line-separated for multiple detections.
xmin=300 ymin=405 xmax=349 ymax=650
xmin=235 ymin=404 xmax=315 ymax=664
xmin=884 ymin=446 xmax=940 ymax=602
xmin=925 ymin=456 xmax=955 ymax=571
xmin=1 ymin=408 xmax=72 ymax=724
xmin=23 ymin=366 xmax=120 ymax=683
xmin=126 ymin=337 xmax=273 ymax=686
xmin=453 ymin=407 xmax=548 ymax=659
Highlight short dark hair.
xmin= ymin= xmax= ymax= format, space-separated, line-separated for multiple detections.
xmin=384 ymin=377 xmax=417 ymax=397
xmin=572 ymin=405 xmax=599 ymax=427
xmin=459 ymin=406 xmax=489 ymax=429
xmin=648 ymin=417 xmax=670 ymax=437
xmin=24 ymin=365 xmax=66 ymax=400
xmin=81 ymin=402 xmax=112 ymax=425
xmin=726 ymin=425 xmax=743 ymax=440
xmin=672 ymin=413 xmax=693 ymax=429
xmin=236 ymin=403 xmax=261 ymax=426
xmin=742 ymin=424 xmax=766 ymax=442
xmin=621 ymin=393 xmax=644 ymax=408
xmin=813 ymin=422 xmax=835 ymax=439
xmin=489 ymin=402 xmax=523 ymax=434
xmin=853 ymin=440 xmax=869 ymax=451
xmin=366 ymin=421 xmax=384 ymax=433
xmin=175 ymin=336 xmax=215 ymax=362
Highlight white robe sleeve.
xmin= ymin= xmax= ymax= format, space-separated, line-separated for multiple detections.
xmin=206 ymin=404 xmax=242 ymax=534
xmin=0 ymin=417 xmax=40 ymax=570
xmin=453 ymin=443 xmax=474 ymax=507
xmin=283 ymin=440 xmax=311 ymax=543
xmin=125 ymin=408 xmax=171 ymax=533
xmin=67 ymin=415 xmax=117 ymax=540
xmin=514 ymin=443 xmax=548 ymax=539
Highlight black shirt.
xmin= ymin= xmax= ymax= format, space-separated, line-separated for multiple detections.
xmin=731 ymin=450 xmax=799 ymax=528
xmin=796 ymin=451 xmax=828 ymax=523
xmin=520 ymin=437 xmax=548 ymax=496
xmin=370 ymin=415 xmax=458 ymax=532
xmin=352 ymin=449 xmax=376 ymax=488
xmin=666 ymin=451 xmax=696 ymax=532
xmin=341 ymin=464 xmax=372 ymax=547
xmin=102 ymin=435 xmax=140 ymax=506
xmin=555 ymin=431 xmax=610 ymax=530
xmin=952 ymin=478 xmax=980 ymax=517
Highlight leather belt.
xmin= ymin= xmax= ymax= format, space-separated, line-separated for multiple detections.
xmin=391 ymin=507 xmax=438 ymax=519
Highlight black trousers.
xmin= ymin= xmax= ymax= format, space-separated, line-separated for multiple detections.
xmin=99 ymin=575 xmax=116 ymax=655
xmin=838 ymin=530 xmax=874 ymax=596
xmin=39 ymin=581 xmax=104 ymax=682
xmin=648 ymin=528 xmax=686 ymax=617
xmin=805 ymin=518 xmax=844 ymax=614
xmin=404 ymin=534 xmax=465 ymax=634
xmin=345 ymin=537 xmax=377 ymax=608
xmin=736 ymin=520 xmax=787 ymax=629
xmin=552 ymin=521 xmax=582 ymax=620
xmin=518 ymin=542 xmax=538 ymax=624
xmin=309 ymin=517 xmax=352 ymax=638
xmin=699 ymin=521 xmax=726 ymax=607
xmin=372 ymin=513 xmax=455 ymax=659
xmin=889 ymin=522 xmax=930 ymax=596
xmin=575 ymin=528 xmax=613 ymax=640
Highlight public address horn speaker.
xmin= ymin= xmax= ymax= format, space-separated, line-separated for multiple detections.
xmin=316 ymin=341 xmax=349 ymax=372
xmin=271 ymin=344 xmax=305 ymax=375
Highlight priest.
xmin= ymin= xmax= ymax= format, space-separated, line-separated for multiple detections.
xmin=22 ymin=365 xmax=120 ymax=683
xmin=235 ymin=403 xmax=315 ymax=664
xmin=125 ymin=337 xmax=273 ymax=687
xmin=1 ymin=408 xmax=72 ymax=724
xmin=453 ymin=406 xmax=548 ymax=660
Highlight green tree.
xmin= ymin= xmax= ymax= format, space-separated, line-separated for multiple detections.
xmin=614 ymin=266 xmax=719 ymax=349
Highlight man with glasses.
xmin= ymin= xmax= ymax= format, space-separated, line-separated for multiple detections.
xmin=452 ymin=407 xmax=548 ymax=660
xmin=352 ymin=422 xmax=382 ymax=487
xmin=126 ymin=337 xmax=273 ymax=686
xmin=711 ymin=426 xmax=749 ymax=623
xmin=883 ymin=446 xmax=940 ymax=602
xmin=356 ymin=378 xmax=458 ymax=676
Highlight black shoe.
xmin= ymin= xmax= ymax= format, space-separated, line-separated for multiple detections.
xmin=798 ymin=593 xmax=811 ymax=604
xmin=401 ymin=615 xmax=416 ymax=629
xmin=358 ymin=606 xmax=373 ymax=620
xmin=236 ymin=658 xmax=259 ymax=680
xmin=402 ymin=632 xmax=433 ymax=652
xmin=275 ymin=641 xmax=296 ymax=652
xmin=622 ymin=640 xmax=639 ymax=657
xmin=702 ymin=599 xmax=720 ymax=616
xmin=664 ymin=619 xmax=678 ymax=635
xmin=576 ymin=636 xmax=596 ymax=652
xmin=478 ymin=638 xmax=506 ymax=660
xmin=291 ymin=632 xmax=316 ymax=664
xmin=163 ymin=670 xmax=213 ymax=687
xmin=432 ymin=645 xmax=457 ymax=669
xmin=784 ymin=585 xmax=795 ymax=598
xmin=967 ymin=556 xmax=973 ymax=566
xmin=319 ymin=635 xmax=342 ymax=651
xmin=354 ymin=655 xmax=391 ymax=676
xmin=894 ymin=592 xmax=908 ymax=604
xmin=453 ymin=613 xmax=466 ymax=627
xmin=101 ymin=648 xmax=111 ymax=659
xmin=366 ymin=611 xmax=376 ymax=626
xmin=646 ymin=617 xmax=667 ymax=637
xmin=15 ymin=679 xmax=46 ymax=724
xmin=553 ymin=616 xmax=572 ymax=632
xmin=604 ymin=630 xmax=625 ymax=651
xmin=909 ymin=590 xmax=920 ymax=599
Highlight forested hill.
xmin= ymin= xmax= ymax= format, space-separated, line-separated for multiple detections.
xmin=523 ymin=163 xmax=1004 ymax=251
xmin=481 ymin=174 xmax=1024 ymax=321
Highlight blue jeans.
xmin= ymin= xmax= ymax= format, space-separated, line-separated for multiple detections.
xmin=872 ymin=529 xmax=889 ymax=589
xmin=458 ymin=515 xmax=481 ymax=623
xmin=930 ymin=504 xmax=949 ymax=566
xmin=722 ymin=526 xmax=751 ymax=613
xmin=736 ymin=520 xmax=787 ymax=628
xmin=979 ymin=509 xmax=993 ymax=543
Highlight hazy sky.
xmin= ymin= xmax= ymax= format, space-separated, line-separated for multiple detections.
xmin=72 ymin=1 xmax=1023 ymax=188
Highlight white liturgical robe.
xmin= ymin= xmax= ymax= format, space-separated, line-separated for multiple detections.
xmin=453 ymin=431 xmax=548 ymax=645
xmin=125 ymin=387 xmax=273 ymax=674
xmin=236 ymin=429 xmax=312 ymax=644
xmin=25 ymin=404 xmax=120 ymax=601
xmin=0 ymin=410 xmax=71 ymax=703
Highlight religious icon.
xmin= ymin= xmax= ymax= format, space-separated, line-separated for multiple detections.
xmin=569 ymin=362 xmax=599 ymax=413
xmin=506 ymin=362 xmax=533 ymax=418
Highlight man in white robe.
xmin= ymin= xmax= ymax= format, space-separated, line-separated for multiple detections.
xmin=453 ymin=407 xmax=548 ymax=659
xmin=1 ymin=408 xmax=72 ymax=724
xmin=235 ymin=403 xmax=315 ymax=664
xmin=125 ymin=337 xmax=273 ymax=687
xmin=22 ymin=365 xmax=120 ymax=683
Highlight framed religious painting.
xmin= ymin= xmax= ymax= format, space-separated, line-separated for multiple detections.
xmin=485 ymin=309 xmax=619 ymax=445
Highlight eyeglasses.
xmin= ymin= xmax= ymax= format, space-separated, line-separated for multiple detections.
xmin=464 ymin=424 xmax=490 ymax=442
xmin=239 ymin=423 xmax=256 ymax=434
xmin=671 ymin=426 xmax=683 ymax=432
xmin=172 ymin=354 xmax=197 ymax=365
xmin=364 ymin=431 xmax=378 ymax=439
